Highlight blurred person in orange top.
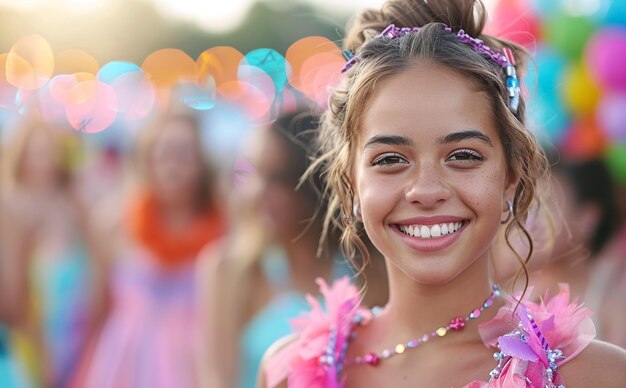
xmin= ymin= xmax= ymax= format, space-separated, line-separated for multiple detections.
xmin=0 ymin=115 xmax=94 ymax=388
xmin=77 ymin=107 xmax=226 ymax=388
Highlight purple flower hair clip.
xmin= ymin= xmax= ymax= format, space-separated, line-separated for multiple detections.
xmin=341 ymin=23 xmax=522 ymax=114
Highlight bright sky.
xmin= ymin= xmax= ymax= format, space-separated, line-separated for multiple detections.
xmin=1 ymin=0 xmax=498 ymax=32
xmin=148 ymin=0 xmax=389 ymax=32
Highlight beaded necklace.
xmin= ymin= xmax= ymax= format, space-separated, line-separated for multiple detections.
xmin=345 ymin=284 xmax=501 ymax=367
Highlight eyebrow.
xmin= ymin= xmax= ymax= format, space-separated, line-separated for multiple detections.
xmin=362 ymin=130 xmax=493 ymax=150
xmin=438 ymin=130 xmax=493 ymax=147
xmin=363 ymin=135 xmax=415 ymax=150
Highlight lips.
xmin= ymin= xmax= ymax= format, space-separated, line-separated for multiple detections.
xmin=391 ymin=217 xmax=469 ymax=252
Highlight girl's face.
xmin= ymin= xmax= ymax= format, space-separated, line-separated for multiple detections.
xmin=249 ymin=130 xmax=314 ymax=242
xmin=149 ymin=118 xmax=203 ymax=206
xmin=353 ymin=63 xmax=516 ymax=285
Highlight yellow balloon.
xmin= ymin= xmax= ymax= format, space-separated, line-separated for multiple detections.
xmin=562 ymin=63 xmax=601 ymax=116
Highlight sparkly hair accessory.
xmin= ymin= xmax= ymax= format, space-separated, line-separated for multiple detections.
xmin=341 ymin=24 xmax=421 ymax=73
xmin=341 ymin=24 xmax=522 ymax=114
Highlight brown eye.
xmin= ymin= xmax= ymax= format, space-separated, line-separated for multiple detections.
xmin=371 ymin=153 xmax=409 ymax=167
xmin=447 ymin=149 xmax=483 ymax=163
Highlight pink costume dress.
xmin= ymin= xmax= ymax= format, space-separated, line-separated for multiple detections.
xmin=82 ymin=248 xmax=199 ymax=388
xmin=265 ymin=277 xmax=595 ymax=388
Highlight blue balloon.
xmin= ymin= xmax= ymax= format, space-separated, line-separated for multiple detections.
xmin=600 ymin=0 xmax=626 ymax=26
xmin=98 ymin=61 xmax=141 ymax=84
xmin=243 ymin=48 xmax=288 ymax=93
xmin=529 ymin=0 xmax=562 ymax=20
xmin=178 ymin=84 xmax=216 ymax=111
xmin=524 ymin=46 xmax=568 ymax=103
xmin=526 ymin=93 xmax=570 ymax=144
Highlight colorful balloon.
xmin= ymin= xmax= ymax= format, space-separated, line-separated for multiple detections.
xmin=98 ymin=61 xmax=141 ymax=84
xmin=560 ymin=115 xmax=607 ymax=159
xmin=243 ymin=48 xmax=288 ymax=93
xmin=485 ymin=0 xmax=541 ymax=48
xmin=544 ymin=14 xmax=596 ymax=60
xmin=6 ymin=34 xmax=54 ymax=91
xmin=65 ymin=80 xmax=118 ymax=133
xmin=561 ymin=63 xmax=601 ymax=116
xmin=526 ymin=93 xmax=570 ymax=144
xmin=597 ymin=93 xmax=626 ymax=141
xmin=586 ymin=27 xmax=626 ymax=92
xmin=604 ymin=143 xmax=626 ymax=183
xmin=197 ymin=46 xmax=243 ymax=87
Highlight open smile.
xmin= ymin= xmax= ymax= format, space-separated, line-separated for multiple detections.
xmin=391 ymin=219 xmax=469 ymax=252
xmin=397 ymin=221 xmax=466 ymax=239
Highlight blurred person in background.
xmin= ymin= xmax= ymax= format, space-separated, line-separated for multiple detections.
xmin=197 ymin=110 xmax=388 ymax=388
xmin=0 ymin=116 xmax=94 ymax=388
xmin=530 ymin=156 xmax=624 ymax=346
xmin=78 ymin=108 xmax=225 ymax=388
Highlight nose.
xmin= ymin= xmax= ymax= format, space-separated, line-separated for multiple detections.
xmin=404 ymin=160 xmax=451 ymax=208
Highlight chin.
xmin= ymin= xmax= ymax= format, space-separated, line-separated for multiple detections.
xmin=395 ymin=262 xmax=468 ymax=286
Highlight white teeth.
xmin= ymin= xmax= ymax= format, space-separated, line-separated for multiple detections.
xmin=399 ymin=221 xmax=465 ymax=239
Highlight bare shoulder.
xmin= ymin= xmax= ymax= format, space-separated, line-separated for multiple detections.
xmin=560 ymin=339 xmax=626 ymax=387
xmin=256 ymin=333 xmax=299 ymax=388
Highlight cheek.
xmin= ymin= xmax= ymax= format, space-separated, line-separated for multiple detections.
xmin=457 ymin=168 xmax=509 ymax=248
xmin=358 ymin=175 xmax=398 ymax=218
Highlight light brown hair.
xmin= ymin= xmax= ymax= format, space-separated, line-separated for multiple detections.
xmin=309 ymin=0 xmax=550 ymax=295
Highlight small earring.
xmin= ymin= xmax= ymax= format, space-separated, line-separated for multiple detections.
xmin=501 ymin=200 xmax=513 ymax=224
xmin=353 ymin=202 xmax=361 ymax=221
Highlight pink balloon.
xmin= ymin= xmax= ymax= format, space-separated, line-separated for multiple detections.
xmin=65 ymin=80 xmax=118 ymax=133
xmin=597 ymin=93 xmax=626 ymax=141
xmin=586 ymin=27 xmax=626 ymax=92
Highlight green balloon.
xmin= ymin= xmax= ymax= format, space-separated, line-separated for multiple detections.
xmin=604 ymin=144 xmax=626 ymax=183
xmin=544 ymin=15 xmax=596 ymax=60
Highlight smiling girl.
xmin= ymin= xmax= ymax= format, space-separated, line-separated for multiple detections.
xmin=259 ymin=0 xmax=626 ymax=387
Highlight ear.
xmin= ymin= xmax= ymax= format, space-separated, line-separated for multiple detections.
xmin=503 ymin=172 xmax=519 ymax=204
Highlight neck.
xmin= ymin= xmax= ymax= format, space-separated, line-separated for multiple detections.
xmin=159 ymin=200 xmax=197 ymax=230
xmin=380 ymin=253 xmax=497 ymax=343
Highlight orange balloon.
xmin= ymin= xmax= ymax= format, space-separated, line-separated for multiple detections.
xmin=0 ymin=53 xmax=19 ymax=108
xmin=297 ymin=51 xmax=344 ymax=106
xmin=6 ymin=34 xmax=54 ymax=91
xmin=561 ymin=115 xmax=607 ymax=159
xmin=55 ymin=49 xmax=99 ymax=76
xmin=142 ymin=48 xmax=198 ymax=88
xmin=286 ymin=36 xmax=340 ymax=90
xmin=196 ymin=46 xmax=243 ymax=87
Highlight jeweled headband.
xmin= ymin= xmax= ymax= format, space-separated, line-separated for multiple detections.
xmin=341 ymin=24 xmax=521 ymax=114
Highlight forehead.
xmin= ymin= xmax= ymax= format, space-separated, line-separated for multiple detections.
xmin=359 ymin=62 xmax=497 ymax=145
